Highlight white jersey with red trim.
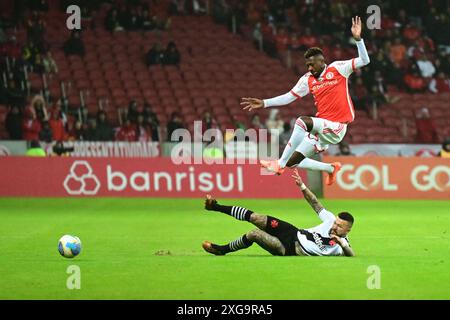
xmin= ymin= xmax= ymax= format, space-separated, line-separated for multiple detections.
xmin=290 ymin=59 xmax=357 ymax=123
xmin=296 ymin=208 xmax=350 ymax=256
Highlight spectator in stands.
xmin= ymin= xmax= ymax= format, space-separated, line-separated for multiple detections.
xmin=127 ymin=100 xmax=140 ymax=123
xmin=105 ymin=8 xmax=124 ymax=32
xmin=50 ymin=102 xmax=68 ymax=126
xmin=279 ymin=122 xmax=291 ymax=151
xmin=167 ymin=112 xmax=185 ymax=141
xmin=416 ymin=53 xmax=436 ymax=79
xmin=146 ymin=43 xmax=165 ymax=66
xmin=403 ymin=22 xmax=421 ymax=42
xmin=5 ymin=105 xmax=23 ymax=140
xmin=163 ymin=42 xmax=181 ymax=65
xmin=22 ymin=40 xmax=40 ymax=68
xmin=43 ymin=52 xmax=58 ymax=74
xmin=289 ymin=33 xmax=301 ymax=51
xmin=141 ymin=9 xmax=155 ymax=31
xmin=68 ymin=120 xmax=87 ymax=141
xmin=404 ymin=70 xmax=427 ymax=93
xmin=143 ymin=102 xmax=160 ymax=141
xmin=26 ymin=140 xmax=46 ymax=157
xmin=63 ymin=31 xmax=85 ymax=57
xmin=265 ymin=109 xmax=284 ymax=134
xmin=250 ymin=114 xmax=265 ymax=130
xmin=390 ymin=38 xmax=406 ymax=65
xmin=26 ymin=11 xmax=46 ymax=51
xmin=136 ymin=114 xmax=152 ymax=142
xmin=49 ymin=108 xmax=66 ymax=141
xmin=22 ymin=108 xmax=41 ymax=141
xmin=252 ymin=23 xmax=263 ymax=49
xmin=39 ymin=120 xmax=53 ymax=143
xmin=202 ymin=111 xmax=218 ymax=131
xmin=367 ymin=85 xmax=387 ymax=111
xmin=415 ymin=107 xmax=439 ymax=143
xmin=351 ymin=77 xmax=368 ymax=110
xmin=438 ymin=137 xmax=450 ymax=158
xmin=429 ymin=72 xmax=450 ymax=93
xmin=31 ymin=95 xmax=48 ymax=122
xmin=33 ymin=53 xmax=46 ymax=74
xmin=193 ymin=0 xmax=207 ymax=15
xmin=116 ymin=118 xmax=137 ymax=142
xmin=96 ymin=110 xmax=114 ymax=141
xmin=85 ymin=118 xmax=100 ymax=141
xmin=298 ymin=27 xmax=318 ymax=50
xmin=275 ymin=27 xmax=290 ymax=53
xmin=335 ymin=142 xmax=355 ymax=156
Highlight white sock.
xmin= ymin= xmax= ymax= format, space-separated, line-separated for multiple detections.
xmin=278 ymin=119 xmax=307 ymax=168
xmin=297 ymin=158 xmax=334 ymax=173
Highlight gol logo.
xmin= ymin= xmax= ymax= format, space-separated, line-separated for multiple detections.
xmin=63 ymin=161 xmax=100 ymax=195
xmin=336 ymin=164 xmax=398 ymax=191
xmin=411 ymin=165 xmax=450 ymax=192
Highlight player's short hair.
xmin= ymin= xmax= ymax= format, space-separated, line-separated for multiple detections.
xmin=338 ymin=212 xmax=354 ymax=225
xmin=304 ymin=47 xmax=323 ymax=59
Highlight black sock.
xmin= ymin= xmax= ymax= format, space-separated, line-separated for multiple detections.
xmin=212 ymin=204 xmax=253 ymax=221
xmin=217 ymin=234 xmax=253 ymax=254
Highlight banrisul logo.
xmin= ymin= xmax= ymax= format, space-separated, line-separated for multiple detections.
xmin=64 ymin=161 xmax=100 ymax=195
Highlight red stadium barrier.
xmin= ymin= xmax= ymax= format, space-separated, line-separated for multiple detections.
xmin=0 ymin=157 xmax=306 ymax=198
xmin=324 ymin=156 xmax=450 ymax=200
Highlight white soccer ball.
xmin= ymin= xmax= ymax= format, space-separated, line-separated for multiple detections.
xmin=58 ymin=235 xmax=82 ymax=258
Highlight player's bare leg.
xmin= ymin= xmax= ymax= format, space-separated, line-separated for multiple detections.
xmin=260 ymin=116 xmax=314 ymax=175
xmin=202 ymin=228 xmax=285 ymax=256
xmin=203 ymin=195 xmax=285 ymax=255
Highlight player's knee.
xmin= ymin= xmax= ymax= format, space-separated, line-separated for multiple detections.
xmin=286 ymin=151 xmax=305 ymax=167
xmin=299 ymin=116 xmax=313 ymax=131
xmin=246 ymin=229 xmax=261 ymax=241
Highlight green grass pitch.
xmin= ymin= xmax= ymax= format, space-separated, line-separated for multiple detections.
xmin=0 ymin=197 xmax=449 ymax=300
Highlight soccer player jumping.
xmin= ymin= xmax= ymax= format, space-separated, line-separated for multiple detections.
xmin=202 ymin=169 xmax=355 ymax=257
xmin=241 ymin=16 xmax=370 ymax=185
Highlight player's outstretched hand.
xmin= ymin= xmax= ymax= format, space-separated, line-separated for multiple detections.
xmin=204 ymin=194 xmax=218 ymax=210
xmin=291 ymin=169 xmax=303 ymax=186
xmin=241 ymin=97 xmax=264 ymax=111
xmin=351 ymin=16 xmax=362 ymax=41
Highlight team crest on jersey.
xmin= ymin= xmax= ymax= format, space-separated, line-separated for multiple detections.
xmin=325 ymin=72 xmax=334 ymax=80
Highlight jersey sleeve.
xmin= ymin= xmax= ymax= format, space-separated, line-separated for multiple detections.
xmin=290 ymin=74 xmax=310 ymax=98
xmin=331 ymin=60 xmax=356 ymax=78
xmin=318 ymin=208 xmax=336 ymax=223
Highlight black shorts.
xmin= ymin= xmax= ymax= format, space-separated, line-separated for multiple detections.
xmin=265 ymin=216 xmax=300 ymax=256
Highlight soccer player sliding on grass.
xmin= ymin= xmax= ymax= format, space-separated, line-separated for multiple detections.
xmin=241 ymin=16 xmax=370 ymax=185
xmin=202 ymin=169 xmax=355 ymax=257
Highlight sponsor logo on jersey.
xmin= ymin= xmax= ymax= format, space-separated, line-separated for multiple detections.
xmin=312 ymin=232 xmax=326 ymax=251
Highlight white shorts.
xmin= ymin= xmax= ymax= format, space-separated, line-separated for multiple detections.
xmin=294 ymin=117 xmax=347 ymax=158
xmin=311 ymin=117 xmax=347 ymax=145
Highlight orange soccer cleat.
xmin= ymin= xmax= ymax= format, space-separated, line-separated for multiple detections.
xmin=202 ymin=241 xmax=225 ymax=256
xmin=325 ymin=162 xmax=342 ymax=186
xmin=260 ymin=160 xmax=285 ymax=175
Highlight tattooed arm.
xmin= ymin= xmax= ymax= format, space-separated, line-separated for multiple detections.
xmin=291 ymin=169 xmax=324 ymax=214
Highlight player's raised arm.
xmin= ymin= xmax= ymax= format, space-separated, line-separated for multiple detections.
xmin=241 ymin=91 xmax=297 ymax=111
xmin=291 ymin=169 xmax=324 ymax=214
xmin=351 ymin=16 xmax=370 ymax=68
